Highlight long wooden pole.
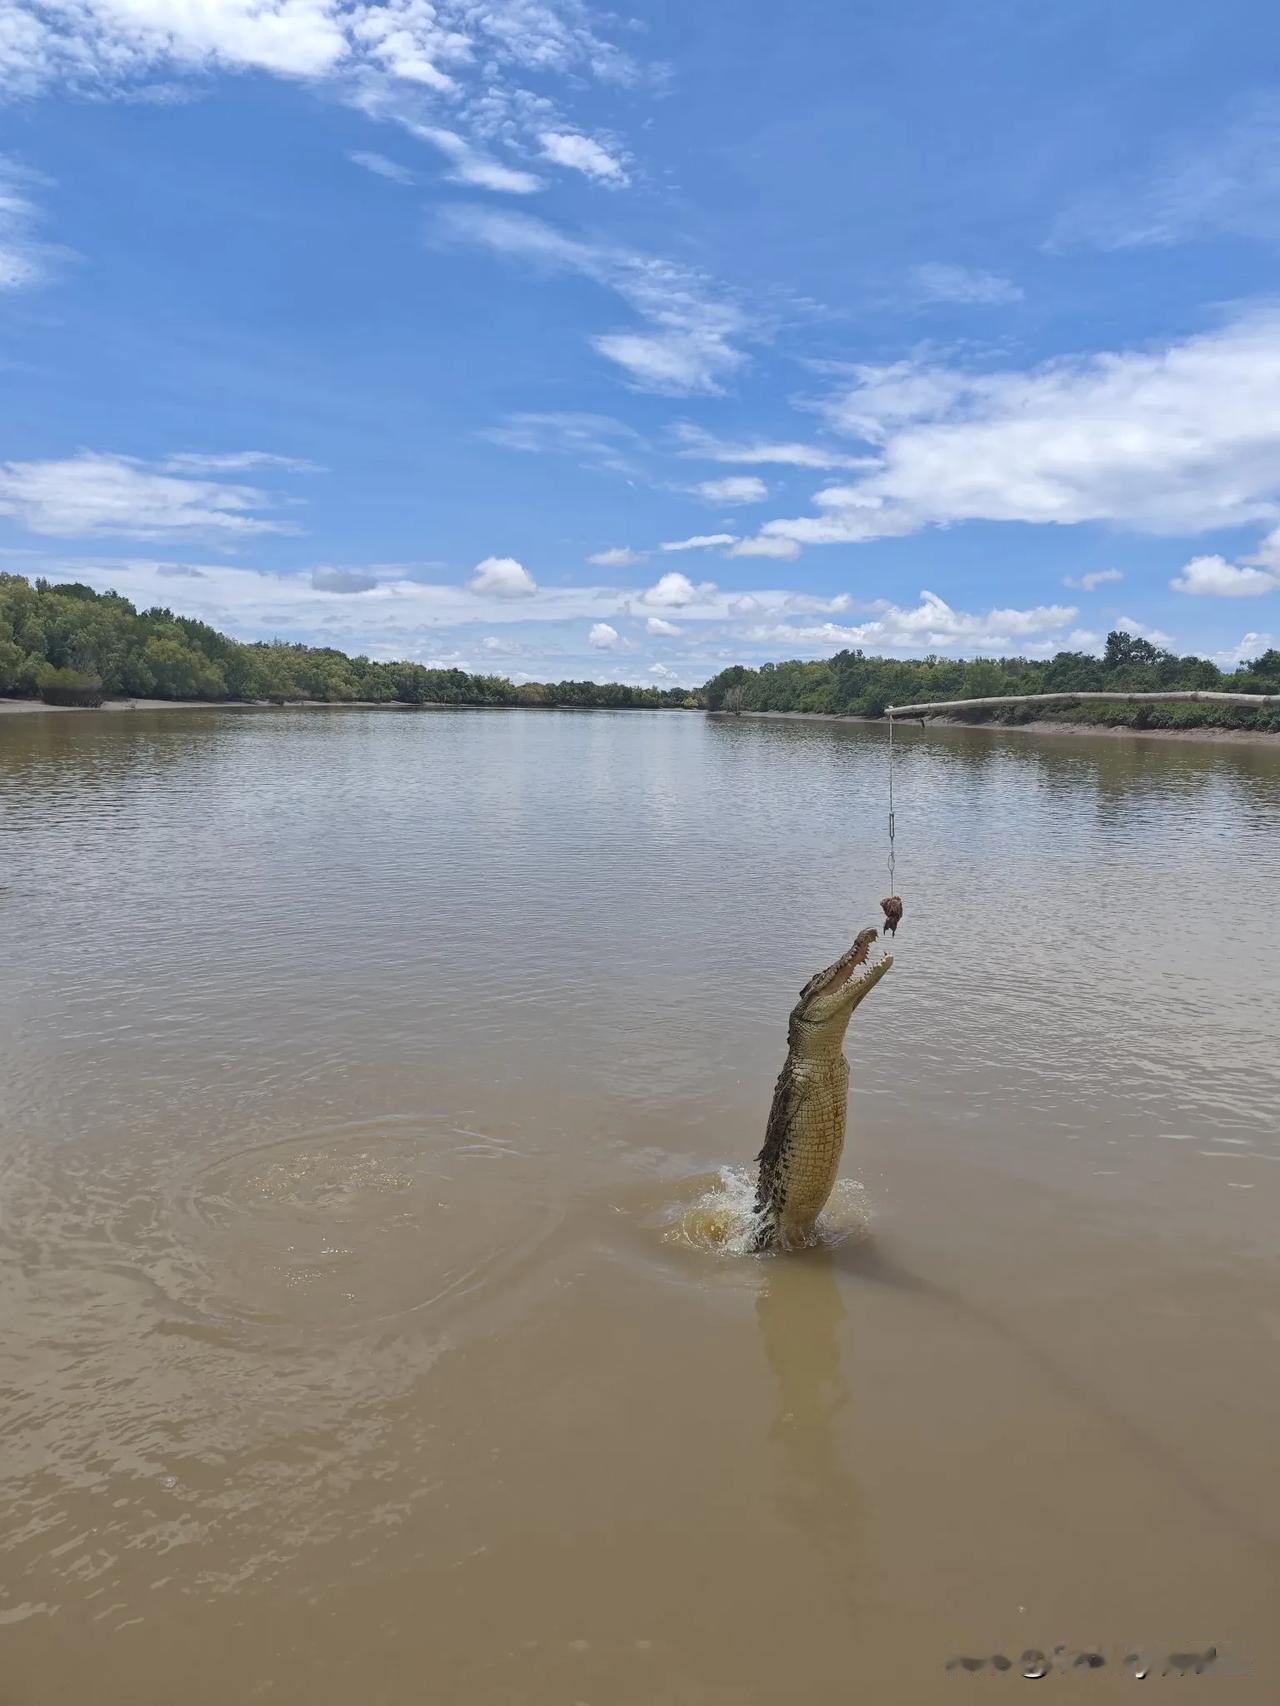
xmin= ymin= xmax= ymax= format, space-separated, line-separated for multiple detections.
xmin=885 ymin=689 xmax=1280 ymax=716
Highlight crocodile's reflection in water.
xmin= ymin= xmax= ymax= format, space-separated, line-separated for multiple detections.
xmin=755 ymin=1246 xmax=863 ymax=1594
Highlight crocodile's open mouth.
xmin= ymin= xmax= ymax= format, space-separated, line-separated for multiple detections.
xmin=799 ymin=927 xmax=894 ymax=1019
xmin=828 ymin=935 xmax=889 ymax=990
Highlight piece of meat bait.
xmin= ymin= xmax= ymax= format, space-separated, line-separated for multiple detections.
xmin=880 ymin=896 xmax=904 ymax=936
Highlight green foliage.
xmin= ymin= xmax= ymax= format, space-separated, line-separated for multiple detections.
xmin=37 ymin=664 xmax=104 ymax=691
xmin=0 ymin=573 xmax=694 ymax=711
xmin=36 ymin=662 xmax=104 ymax=706
xmin=3 ymin=576 xmax=1276 ymax=730
xmin=703 ymin=631 xmax=1279 ymax=731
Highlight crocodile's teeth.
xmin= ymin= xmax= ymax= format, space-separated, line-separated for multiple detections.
xmin=850 ymin=947 xmax=886 ymax=982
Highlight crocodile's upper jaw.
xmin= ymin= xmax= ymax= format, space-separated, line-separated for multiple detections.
xmin=791 ymin=927 xmax=893 ymax=1038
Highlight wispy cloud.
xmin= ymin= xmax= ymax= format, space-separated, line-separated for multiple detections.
xmin=0 ymin=450 xmax=306 ymax=538
xmin=163 ymin=450 xmax=321 ymax=473
xmin=481 ymin=411 xmax=642 ymax=474
xmin=402 ymin=124 xmax=543 ymax=194
xmin=1051 ymin=97 xmax=1280 ymax=251
xmin=1115 ymin=615 xmax=1174 ymax=646
xmin=312 ymin=565 xmax=377 ymax=592
xmin=659 ymin=533 xmax=737 ymax=552
xmin=347 ymin=149 xmax=415 ymax=185
xmin=1063 ymin=568 xmax=1123 ymax=591
xmin=3 ymin=0 xmax=348 ymax=91
xmin=4 ymin=0 xmax=644 ymax=206
xmin=669 ymin=424 xmax=871 ymax=471
xmin=909 ymin=262 xmax=1023 ymax=305
xmin=538 ymin=130 xmax=629 ymax=186
xmin=441 ymin=206 xmax=749 ymax=394
xmin=726 ymin=536 xmax=801 ymax=560
xmin=742 ymin=590 xmax=1079 ymax=654
xmin=738 ymin=309 xmax=1280 ymax=557
xmin=588 ymin=546 xmax=647 ymax=566
xmin=0 ymin=155 xmax=69 ymax=290
xmin=3 ymin=0 xmax=643 ymax=95
xmin=687 ymin=475 xmax=766 ymax=505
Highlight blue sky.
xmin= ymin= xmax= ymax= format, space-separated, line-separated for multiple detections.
xmin=3 ymin=0 xmax=1279 ymax=684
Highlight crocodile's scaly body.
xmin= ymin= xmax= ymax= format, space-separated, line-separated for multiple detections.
xmin=750 ymin=927 xmax=892 ymax=1251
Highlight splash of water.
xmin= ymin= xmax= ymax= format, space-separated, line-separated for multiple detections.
xmin=663 ymin=1165 xmax=871 ymax=1256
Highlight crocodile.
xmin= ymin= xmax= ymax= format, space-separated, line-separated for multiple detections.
xmin=749 ymin=927 xmax=893 ymax=1251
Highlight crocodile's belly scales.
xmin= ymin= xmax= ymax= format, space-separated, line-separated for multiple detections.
xmin=776 ymin=1057 xmax=848 ymax=1237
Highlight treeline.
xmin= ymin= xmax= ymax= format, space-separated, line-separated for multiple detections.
xmin=4 ymin=573 xmax=1279 ymax=727
xmin=704 ymin=632 xmax=1280 ymax=730
xmin=0 ymin=575 xmax=695 ymax=710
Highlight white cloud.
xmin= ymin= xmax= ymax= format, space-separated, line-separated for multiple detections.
xmin=591 ymin=329 xmax=743 ymax=395
xmin=588 ymin=546 xmax=647 ymax=566
xmin=1051 ymin=98 xmax=1280 ymax=251
xmin=21 ymin=555 xmax=1100 ymax=684
xmin=752 ymin=498 xmax=918 ymax=550
xmin=163 ymin=450 xmax=320 ymax=472
xmin=407 ymin=125 xmax=542 ymax=194
xmin=443 ymin=207 xmax=748 ymax=394
xmin=659 ymin=533 xmax=737 ymax=552
xmin=2 ymin=0 xmax=642 ymax=223
xmin=638 ymin=571 xmax=715 ymax=608
xmin=0 ymin=450 xmax=300 ymax=538
xmin=482 ymin=411 xmax=641 ymax=475
xmin=687 ymin=475 xmax=766 ymax=505
xmin=7 ymin=0 xmax=351 ymax=89
xmin=348 ymin=149 xmax=414 ymax=184
xmin=671 ymin=424 xmax=873 ymax=471
xmin=345 ymin=5 xmax=462 ymax=90
xmin=1170 ymin=553 xmax=1280 ymax=597
xmin=1064 ymin=567 xmax=1124 ymax=591
xmin=538 ymin=130 xmax=628 ymax=186
xmin=758 ymin=310 xmax=1280 ymax=547
xmin=741 ymin=590 xmax=1080 ymax=655
xmin=0 ymin=155 xmax=67 ymax=290
xmin=312 ymin=565 xmax=376 ymax=592
xmin=727 ymin=535 xmax=802 ymax=560
xmin=20 ymin=555 xmax=830 ymax=639
xmin=1114 ymin=615 xmax=1174 ymax=647
xmin=648 ymin=662 xmax=674 ymax=677
xmin=1214 ymin=632 xmax=1277 ymax=666
xmin=2 ymin=0 xmax=640 ymax=96
xmin=588 ymin=621 xmax=620 ymax=649
xmin=1252 ymin=526 xmax=1280 ymax=570
xmin=910 ymin=263 xmax=1023 ymax=305
xmin=468 ymin=555 xmax=537 ymax=597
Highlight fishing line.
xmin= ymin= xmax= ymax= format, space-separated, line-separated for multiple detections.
xmin=886 ymin=711 xmax=895 ymax=894
xmin=881 ymin=712 xmax=903 ymax=938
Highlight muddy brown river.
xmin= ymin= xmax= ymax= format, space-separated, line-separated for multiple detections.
xmin=2 ymin=707 xmax=1278 ymax=1702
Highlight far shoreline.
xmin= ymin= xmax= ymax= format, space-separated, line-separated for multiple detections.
xmin=2 ymin=696 xmax=1278 ymax=745
xmin=1 ymin=696 xmax=422 ymax=714
xmin=719 ymin=707 xmax=1280 ymax=745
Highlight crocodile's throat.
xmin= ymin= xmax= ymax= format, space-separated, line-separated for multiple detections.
xmin=750 ymin=928 xmax=892 ymax=1251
